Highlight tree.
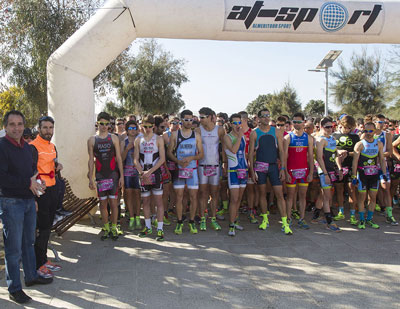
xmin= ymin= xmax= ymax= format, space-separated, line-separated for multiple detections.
xmin=0 ymin=86 xmax=39 ymax=127
xmin=112 ymin=39 xmax=188 ymax=115
xmin=246 ymin=94 xmax=273 ymax=115
xmin=304 ymin=99 xmax=327 ymax=117
xmin=385 ymin=46 xmax=400 ymax=118
xmin=103 ymin=101 xmax=129 ymax=118
xmin=330 ymin=51 xmax=387 ymax=118
xmin=0 ymin=0 xmax=125 ymax=116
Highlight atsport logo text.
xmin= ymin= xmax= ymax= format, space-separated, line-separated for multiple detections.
xmin=226 ymin=1 xmax=382 ymax=32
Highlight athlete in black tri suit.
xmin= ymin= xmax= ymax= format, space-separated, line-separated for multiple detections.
xmin=88 ymin=112 xmax=124 ymax=240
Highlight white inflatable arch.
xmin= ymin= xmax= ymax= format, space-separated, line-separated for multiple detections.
xmin=48 ymin=0 xmax=400 ymax=198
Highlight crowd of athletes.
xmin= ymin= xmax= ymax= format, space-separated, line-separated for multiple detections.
xmin=89 ymin=109 xmax=399 ymax=242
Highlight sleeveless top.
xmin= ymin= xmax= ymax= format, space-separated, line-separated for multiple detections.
xmin=139 ymin=134 xmax=159 ymax=171
xmin=225 ymin=134 xmax=247 ymax=170
xmin=287 ymin=132 xmax=308 ymax=171
xmin=375 ymin=131 xmax=387 ymax=153
xmin=255 ymin=127 xmax=278 ymax=164
xmin=320 ymin=135 xmax=337 ymax=172
xmin=123 ymin=137 xmax=135 ymax=167
xmin=199 ymin=125 xmax=219 ymax=166
xmin=359 ymin=139 xmax=379 ymax=168
xmin=93 ymin=134 xmax=117 ymax=178
xmin=176 ymin=130 xmax=197 ymax=169
xmin=333 ymin=132 xmax=360 ymax=168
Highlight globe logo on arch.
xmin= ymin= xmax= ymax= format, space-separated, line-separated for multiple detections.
xmin=320 ymin=2 xmax=349 ymax=32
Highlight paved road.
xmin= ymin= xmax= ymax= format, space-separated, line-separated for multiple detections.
xmin=1 ymin=208 xmax=400 ymax=308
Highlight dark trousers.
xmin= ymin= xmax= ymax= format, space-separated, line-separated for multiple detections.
xmin=35 ymin=185 xmax=57 ymax=269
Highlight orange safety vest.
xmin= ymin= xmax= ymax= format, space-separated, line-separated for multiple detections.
xmin=30 ymin=135 xmax=57 ymax=187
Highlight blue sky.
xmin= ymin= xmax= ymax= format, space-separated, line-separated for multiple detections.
xmin=146 ymin=39 xmax=393 ymax=116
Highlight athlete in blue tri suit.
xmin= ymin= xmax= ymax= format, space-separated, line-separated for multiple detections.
xmin=224 ymin=113 xmax=248 ymax=236
xmin=352 ymin=122 xmax=387 ymax=229
xmin=167 ymin=110 xmax=204 ymax=235
xmin=248 ymin=108 xmax=290 ymax=235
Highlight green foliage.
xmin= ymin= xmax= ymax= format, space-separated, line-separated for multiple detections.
xmin=0 ymin=86 xmax=39 ymax=127
xmin=112 ymin=39 xmax=188 ymax=115
xmin=330 ymin=51 xmax=387 ymax=118
xmin=246 ymin=83 xmax=302 ymax=119
xmin=103 ymin=101 xmax=129 ymax=118
xmin=304 ymin=99 xmax=328 ymax=117
xmin=385 ymin=46 xmax=400 ymax=118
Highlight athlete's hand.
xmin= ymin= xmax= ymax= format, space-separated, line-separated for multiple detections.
xmin=30 ymin=173 xmax=45 ymax=197
xmin=238 ymin=127 xmax=244 ymax=137
xmin=285 ymin=172 xmax=292 ymax=184
xmin=119 ymin=177 xmax=124 ymax=189
xmin=222 ymin=163 xmax=228 ymax=177
xmin=338 ymin=150 xmax=347 ymax=159
xmin=179 ymin=159 xmax=189 ymax=168
xmin=126 ymin=142 xmax=134 ymax=150
xmin=324 ymin=174 xmax=331 ymax=185
xmin=351 ymin=176 xmax=358 ymax=186
xmin=35 ymin=201 xmax=38 ymax=212
xmin=89 ymin=179 xmax=96 ymax=190
xmin=142 ymin=171 xmax=152 ymax=183
xmin=306 ymin=173 xmax=313 ymax=183
xmin=279 ymin=169 xmax=285 ymax=182
xmin=251 ymin=170 xmax=258 ymax=184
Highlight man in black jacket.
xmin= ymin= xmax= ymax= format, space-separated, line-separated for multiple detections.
xmin=0 ymin=110 xmax=52 ymax=304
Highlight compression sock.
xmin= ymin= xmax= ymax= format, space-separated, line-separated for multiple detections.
xmin=338 ymin=206 xmax=344 ymax=214
xmin=157 ymin=221 xmax=164 ymax=230
xmin=103 ymin=222 xmax=110 ymax=231
xmin=145 ymin=218 xmax=151 ymax=229
xmin=359 ymin=211 xmax=365 ymax=221
xmin=222 ymin=200 xmax=228 ymax=210
xmin=325 ymin=212 xmax=333 ymax=225
xmin=312 ymin=208 xmax=321 ymax=220
xmin=281 ymin=216 xmax=288 ymax=226
xmin=367 ymin=211 xmax=374 ymax=221
xmin=386 ymin=206 xmax=393 ymax=217
xmin=350 ymin=209 xmax=356 ymax=216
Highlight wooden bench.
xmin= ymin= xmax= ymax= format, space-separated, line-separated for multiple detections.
xmin=50 ymin=178 xmax=98 ymax=260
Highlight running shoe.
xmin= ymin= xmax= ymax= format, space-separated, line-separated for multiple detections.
xmin=135 ymin=217 xmax=142 ymax=230
xmin=291 ymin=210 xmax=300 ymax=220
xmin=44 ymin=261 xmax=61 ymax=272
xmin=139 ymin=227 xmax=153 ymax=237
xmin=163 ymin=216 xmax=171 ymax=226
xmin=194 ymin=215 xmax=201 ymax=225
xmin=174 ymin=223 xmax=183 ymax=235
xmin=100 ymin=227 xmax=110 ymax=240
xmin=234 ymin=222 xmax=244 ymax=231
xmin=189 ymin=222 xmax=198 ymax=234
xmin=248 ymin=211 xmax=258 ymax=224
xmin=228 ymin=226 xmax=235 ymax=236
xmin=37 ymin=265 xmax=54 ymax=279
xmin=156 ymin=229 xmax=164 ymax=242
xmin=326 ymin=223 xmax=341 ymax=232
xmin=333 ymin=212 xmax=345 ymax=221
xmin=375 ymin=204 xmax=381 ymax=212
xmin=357 ymin=220 xmax=366 ymax=229
xmin=298 ymin=219 xmax=310 ymax=230
xmin=200 ymin=217 xmax=207 ymax=231
xmin=386 ymin=216 xmax=399 ymax=226
xmin=366 ymin=220 xmax=380 ymax=229
xmin=288 ymin=218 xmax=293 ymax=228
xmin=216 ymin=208 xmax=227 ymax=220
xmin=152 ymin=219 xmax=158 ymax=228
xmin=258 ymin=218 xmax=269 ymax=230
xmin=283 ymin=224 xmax=293 ymax=235
xmin=393 ymin=196 xmax=399 ymax=205
xmin=117 ymin=224 xmax=123 ymax=235
xmin=111 ymin=228 xmax=119 ymax=240
xmin=350 ymin=215 xmax=358 ymax=226
xmin=129 ymin=218 xmax=135 ymax=231
xmin=210 ymin=218 xmax=222 ymax=231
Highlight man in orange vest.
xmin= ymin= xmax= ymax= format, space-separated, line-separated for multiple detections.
xmin=30 ymin=116 xmax=63 ymax=279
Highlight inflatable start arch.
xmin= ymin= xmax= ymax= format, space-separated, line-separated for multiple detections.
xmin=48 ymin=0 xmax=400 ymax=198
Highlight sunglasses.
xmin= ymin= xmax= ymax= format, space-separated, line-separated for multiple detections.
xmin=182 ymin=118 xmax=193 ymax=122
xmin=142 ymin=125 xmax=153 ymax=129
xmin=128 ymin=127 xmax=137 ymax=131
xmin=324 ymin=126 xmax=333 ymax=129
xmin=117 ymin=123 xmax=124 ymax=126
xmin=362 ymin=129 xmax=374 ymax=133
xmin=199 ymin=115 xmax=209 ymax=119
xmin=292 ymin=120 xmax=303 ymax=124
xmin=98 ymin=122 xmax=110 ymax=126
xmin=376 ymin=121 xmax=385 ymax=124
xmin=232 ymin=121 xmax=242 ymax=125
xmin=171 ymin=121 xmax=179 ymax=125
xmin=276 ymin=124 xmax=285 ymax=127
xmin=259 ymin=114 xmax=270 ymax=118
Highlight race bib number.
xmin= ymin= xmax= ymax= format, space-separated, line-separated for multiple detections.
xmin=97 ymin=179 xmax=114 ymax=192
xmin=123 ymin=165 xmax=137 ymax=177
xmin=364 ymin=166 xmax=378 ymax=176
xmin=141 ymin=173 xmax=156 ymax=186
xmin=237 ymin=169 xmax=247 ymax=179
xmin=203 ymin=165 xmax=217 ymax=177
xmin=167 ymin=161 xmax=176 ymax=171
xmin=394 ymin=164 xmax=400 ymax=173
xmin=179 ymin=168 xmax=194 ymax=179
xmin=342 ymin=167 xmax=349 ymax=176
xmin=254 ymin=161 xmax=269 ymax=173
xmin=160 ymin=165 xmax=169 ymax=181
xmin=328 ymin=171 xmax=337 ymax=182
xmin=291 ymin=168 xmax=307 ymax=179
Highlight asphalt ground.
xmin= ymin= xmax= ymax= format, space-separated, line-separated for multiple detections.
xmin=1 ymin=206 xmax=400 ymax=308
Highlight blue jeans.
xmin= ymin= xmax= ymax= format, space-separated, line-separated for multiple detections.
xmin=0 ymin=197 xmax=38 ymax=293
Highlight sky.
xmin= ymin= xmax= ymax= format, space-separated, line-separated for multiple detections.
xmin=111 ymin=39 xmax=394 ymax=116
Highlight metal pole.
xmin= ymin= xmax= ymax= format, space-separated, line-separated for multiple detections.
xmin=325 ymin=67 xmax=329 ymax=116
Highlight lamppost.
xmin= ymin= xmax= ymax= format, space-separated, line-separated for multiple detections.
xmin=308 ymin=50 xmax=342 ymax=116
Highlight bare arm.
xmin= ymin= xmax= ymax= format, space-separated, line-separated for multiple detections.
xmin=316 ymin=138 xmax=328 ymax=175
xmin=193 ymin=132 xmax=204 ymax=161
xmin=393 ymin=136 xmax=400 ymax=161
xmin=112 ymin=135 xmax=124 ymax=187
xmin=378 ymin=141 xmax=387 ymax=175
xmin=248 ymin=131 xmax=257 ymax=171
xmin=87 ymin=136 xmax=96 ymax=190
xmin=282 ymin=134 xmax=290 ymax=173
xmin=167 ymin=131 xmax=179 ymax=164
xmin=385 ymin=133 xmax=393 ymax=158
xmin=133 ymin=138 xmax=142 ymax=174
xmin=351 ymin=142 xmax=362 ymax=178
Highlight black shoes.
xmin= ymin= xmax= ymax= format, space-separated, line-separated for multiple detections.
xmin=9 ymin=290 xmax=32 ymax=304
xmin=25 ymin=275 xmax=53 ymax=287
